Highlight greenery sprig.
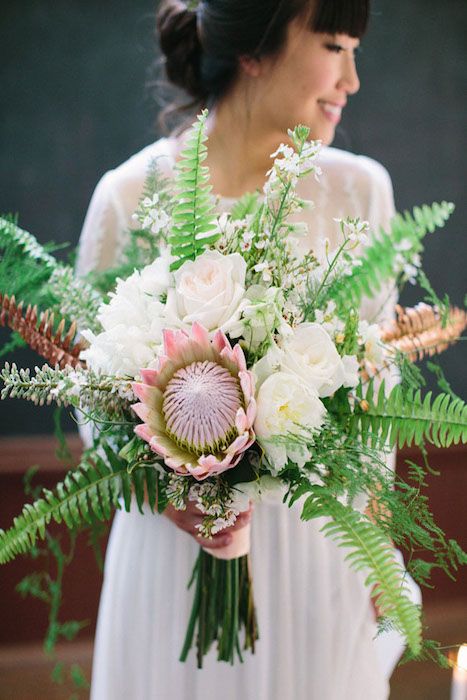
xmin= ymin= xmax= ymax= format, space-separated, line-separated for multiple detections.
xmin=168 ymin=110 xmax=219 ymax=270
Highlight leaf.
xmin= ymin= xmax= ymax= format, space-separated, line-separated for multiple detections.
xmin=349 ymin=382 xmax=467 ymax=451
xmin=168 ymin=110 xmax=219 ymax=270
xmin=0 ymin=442 xmax=164 ymax=564
xmin=301 ymin=488 xmax=422 ymax=654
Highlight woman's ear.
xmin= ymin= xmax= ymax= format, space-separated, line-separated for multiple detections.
xmin=238 ymin=55 xmax=262 ymax=78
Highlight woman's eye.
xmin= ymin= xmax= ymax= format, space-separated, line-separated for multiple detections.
xmin=325 ymin=43 xmax=362 ymax=57
xmin=325 ymin=43 xmax=345 ymax=53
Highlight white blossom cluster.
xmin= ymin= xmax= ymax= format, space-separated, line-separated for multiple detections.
xmin=132 ymin=193 xmax=171 ymax=238
xmin=0 ymin=363 xmax=133 ymax=413
xmin=166 ymin=474 xmax=191 ymax=511
xmin=188 ymin=481 xmax=241 ymax=537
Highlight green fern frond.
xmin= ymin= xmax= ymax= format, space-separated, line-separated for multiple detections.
xmin=0 ymin=443 xmax=162 ymax=565
xmin=301 ymin=489 xmax=422 ymax=654
xmin=168 ymin=110 xmax=219 ymax=271
xmin=351 ymin=381 xmax=467 ymax=450
xmin=326 ymin=201 xmax=454 ymax=310
xmin=0 ymin=218 xmax=102 ymax=331
xmin=229 ymin=192 xmax=261 ymax=220
xmin=0 ymin=216 xmax=59 ymax=271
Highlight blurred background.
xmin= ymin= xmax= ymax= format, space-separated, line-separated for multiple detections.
xmin=0 ymin=1 xmax=466 ymax=698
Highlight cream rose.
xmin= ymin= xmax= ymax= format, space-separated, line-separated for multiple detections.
xmin=164 ymin=250 xmax=247 ymax=332
xmin=254 ymin=371 xmax=326 ymax=472
xmin=281 ymin=322 xmax=346 ymax=398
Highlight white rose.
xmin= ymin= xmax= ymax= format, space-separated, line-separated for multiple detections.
xmin=281 ymin=323 xmax=345 ymax=398
xmin=254 ymin=372 xmax=326 ymax=472
xmin=164 ymin=250 xmax=247 ymax=332
xmin=251 ymin=343 xmax=284 ymax=388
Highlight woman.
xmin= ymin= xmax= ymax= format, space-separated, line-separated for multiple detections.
xmin=76 ymin=1 xmax=420 ymax=698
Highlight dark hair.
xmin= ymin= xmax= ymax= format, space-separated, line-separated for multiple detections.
xmin=156 ymin=0 xmax=369 ymax=120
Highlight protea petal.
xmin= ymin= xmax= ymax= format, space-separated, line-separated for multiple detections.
xmin=131 ymin=402 xmax=151 ymax=422
xmin=212 ymin=329 xmax=231 ymax=354
xmin=134 ymin=423 xmax=154 ymax=443
xmin=227 ymin=432 xmax=250 ymax=455
xmin=235 ymin=407 xmax=248 ymax=433
xmin=239 ymin=370 xmax=255 ymax=403
xmin=132 ymin=382 xmax=163 ymax=405
xmin=191 ymin=321 xmax=211 ymax=349
xmin=132 ymin=323 xmax=257 ymax=479
xmin=246 ymin=397 xmax=257 ymax=426
xmin=162 ymin=328 xmax=182 ymax=360
xmin=233 ymin=343 xmax=247 ymax=372
xmin=140 ymin=368 xmax=159 ymax=387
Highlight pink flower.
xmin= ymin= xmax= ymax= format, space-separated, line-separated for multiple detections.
xmin=132 ymin=322 xmax=256 ymax=480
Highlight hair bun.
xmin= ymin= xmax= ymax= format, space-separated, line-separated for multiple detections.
xmin=157 ymin=0 xmax=205 ymax=101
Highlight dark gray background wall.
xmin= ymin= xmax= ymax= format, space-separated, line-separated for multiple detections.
xmin=0 ymin=0 xmax=465 ymax=435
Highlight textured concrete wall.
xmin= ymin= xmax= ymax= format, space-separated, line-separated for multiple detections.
xmin=1 ymin=0 xmax=465 ymax=434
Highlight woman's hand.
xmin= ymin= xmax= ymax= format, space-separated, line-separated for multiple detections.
xmin=163 ymin=500 xmax=253 ymax=550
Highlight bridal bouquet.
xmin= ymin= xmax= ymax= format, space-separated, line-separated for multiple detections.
xmin=1 ymin=111 xmax=466 ymax=668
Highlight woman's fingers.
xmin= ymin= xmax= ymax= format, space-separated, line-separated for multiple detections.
xmin=163 ymin=499 xmax=252 ymax=548
xmin=195 ymin=532 xmax=233 ymax=549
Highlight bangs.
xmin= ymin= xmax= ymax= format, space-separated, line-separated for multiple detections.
xmin=311 ymin=0 xmax=370 ymax=38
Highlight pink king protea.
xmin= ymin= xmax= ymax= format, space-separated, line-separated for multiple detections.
xmin=131 ymin=322 xmax=256 ymax=480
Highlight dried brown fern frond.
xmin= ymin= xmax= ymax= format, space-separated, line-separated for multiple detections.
xmin=0 ymin=293 xmax=87 ymax=369
xmin=380 ymin=302 xmax=467 ymax=362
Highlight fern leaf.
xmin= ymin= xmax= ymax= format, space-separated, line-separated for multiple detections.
xmin=0 ymin=216 xmax=58 ymax=271
xmin=301 ymin=489 xmax=422 ymax=654
xmin=351 ymin=381 xmax=467 ymax=450
xmin=0 ymin=293 xmax=86 ymax=369
xmin=168 ymin=110 xmax=219 ymax=271
xmin=0 ymin=445 xmax=160 ymax=565
xmin=380 ymin=302 xmax=466 ymax=362
xmin=229 ymin=192 xmax=261 ymax=220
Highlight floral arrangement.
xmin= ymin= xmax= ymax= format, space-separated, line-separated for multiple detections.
xmin=1 ymin=111 xmax=466 ymax=669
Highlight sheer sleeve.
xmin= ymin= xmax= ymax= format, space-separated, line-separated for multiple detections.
xmin=75 ymin=171 xmax=129 ymax=277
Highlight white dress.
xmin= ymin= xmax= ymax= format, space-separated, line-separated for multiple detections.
xmin=76 ymin=138 xmax=421 ymax=700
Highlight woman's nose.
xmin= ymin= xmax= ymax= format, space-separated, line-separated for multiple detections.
xmin=338 ymin=55 xmax=360 ymax=96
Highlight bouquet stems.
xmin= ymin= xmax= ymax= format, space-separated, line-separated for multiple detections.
xmin=180 ymin=549 xmax=258 ymax=668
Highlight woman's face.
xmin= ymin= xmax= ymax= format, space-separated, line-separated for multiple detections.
xmin=250 ymin=20 xmax=362 ymax=145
